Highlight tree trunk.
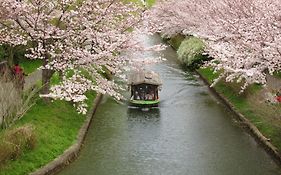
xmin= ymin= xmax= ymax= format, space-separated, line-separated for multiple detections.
xmin=7 ymin=45 xmax=14 ymax=65
xmin=59 ymin=70 xmax=63 ymax=81
xmin=41 ymin=69 xmax=54 ymax=95
xmin=41 ymin=59 xmax=54 ymax=101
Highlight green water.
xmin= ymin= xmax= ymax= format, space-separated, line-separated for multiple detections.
xmin=58 ymin=35 xmax=281 ymax=175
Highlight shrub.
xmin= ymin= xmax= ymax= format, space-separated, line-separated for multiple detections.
xmin=167 ymin=34 xmax=185 ymax=50
xmin=0 ymin=124 xmax=36 ymax=165
xmin=177 ymin=36 xmax=207 ymax=69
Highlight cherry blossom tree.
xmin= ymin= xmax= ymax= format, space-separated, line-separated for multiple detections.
xmin=0 ymin=0 xmax=145 ymax=114
xmin=144 ymin=0 xmax=281 ymax=90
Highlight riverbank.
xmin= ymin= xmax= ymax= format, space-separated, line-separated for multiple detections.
xmin=31 ymin=93 xmax=103 ymax=175
xmin=0 ymin=91 xmax=98 ymax=175
xmin=166 ymin=35 xmax=281 ymax=165
xmin=197 ymin=68 xmax=281 ymax=163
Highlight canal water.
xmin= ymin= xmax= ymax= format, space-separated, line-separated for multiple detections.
xmin=59 ymin=35 xmax=281 ymax=175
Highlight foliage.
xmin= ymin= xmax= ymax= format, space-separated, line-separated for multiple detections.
xmin=177 ymin=37 xmax=207 ymax=69
xmin=0 ymin=44 xmax=28 ymax=65
xmin=0 ymin=124 xmax=36 ymax=166
xmin=167 ymin=34 xmax=185 ymax=50
xmin=19 ymin=58 xmax=42 ymax=75
xmin=0 ymin=0 xmax=145 ymax=114
xmin=0 ymin=92 xmax=96 ymax=175
xmin=144 ymin=0 xmax=281 ymax=91
xmin=197 ymin=67 xmax=219 ymax=84
xmin=50 ymin=72 xmax=61 ymax=85
xmin=126 ymin=0 xmax=155 ymax=7
xmin=143 ymin=0 xmax=156 ymax=7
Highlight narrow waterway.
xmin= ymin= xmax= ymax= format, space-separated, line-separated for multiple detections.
xmin=59 ymin=35 xmax=280 ymax=175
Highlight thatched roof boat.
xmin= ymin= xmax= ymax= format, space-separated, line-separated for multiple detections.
xmin=128 ymin=70 xmax=162 ymax=107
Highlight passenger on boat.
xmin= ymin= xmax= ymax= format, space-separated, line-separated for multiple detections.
xmin=145 ymin=91 xmax=154 ymax=100
xmin=135 ymin=91 xmax=140 ymax=100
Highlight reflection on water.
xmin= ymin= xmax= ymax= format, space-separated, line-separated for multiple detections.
xmin=127 ymin=107 xmax=160 ymax=122
xmin=58 ymin=34 xmax=281 ymax=175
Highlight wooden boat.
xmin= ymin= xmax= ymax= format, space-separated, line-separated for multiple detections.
xmin=128 ymin=70 xmax=162 ymax=107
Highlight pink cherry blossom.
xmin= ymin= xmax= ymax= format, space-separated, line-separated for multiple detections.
xmin=0 ymin=0 xmax=148 ymax=113
xmin=144 ymin=0 xmax=281 ymax=90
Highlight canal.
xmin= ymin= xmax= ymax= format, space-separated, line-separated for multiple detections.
xmin=58 ymin=35 xmax=281 ymax=175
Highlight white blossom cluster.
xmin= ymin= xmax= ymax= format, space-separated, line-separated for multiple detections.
xmin=41 ymin=75 xmax=93 ymax=114
xmin=0 ymin=0 xmax=153 ymax=114
xmin=144 ymin=0 xmax=281 ymax=90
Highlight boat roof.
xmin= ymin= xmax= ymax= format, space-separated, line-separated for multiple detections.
xmin=128 ymin=70 xmax=162 ymax=86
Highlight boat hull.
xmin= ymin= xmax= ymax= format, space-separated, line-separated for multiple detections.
xmin=129 ymin=99 xmax=160 ymax=107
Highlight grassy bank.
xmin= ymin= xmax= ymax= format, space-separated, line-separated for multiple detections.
xmin=0 ymin=92 xmax=96 ymax=175
xmin=197 ymin=68 xmax=281 ymax=151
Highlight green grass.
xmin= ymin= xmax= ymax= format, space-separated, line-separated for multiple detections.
xmin=197 ymin=67 xmax=219 ymax=84
xmin=167 ymin=34 xmax=185 ymax=50
xmin=198 ymin=67 xmax=247 ymax=105
xmin=0 ymin=91 xmax=96 ymax=175
xmin=144 ymin=0 xmax=155 ymax=7
xmin=197 ymin=67 xmax=281 ymax=150
xmin=125 ymin=0 xmax=155 ymax=7
xmin=273 ymin=71 xmax=281 ymax=79
xmin=19 ymin=58 xmax=42 ymax=74
xmin=50 ymin=72 xmax=61 ymax=85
